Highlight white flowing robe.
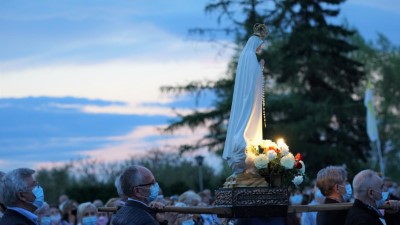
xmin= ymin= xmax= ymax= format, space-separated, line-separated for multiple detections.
xmin=223 ymin=36 xmax=264 ymax=174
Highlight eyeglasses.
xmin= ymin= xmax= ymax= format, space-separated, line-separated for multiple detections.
xmin=371 ymin=189 xmax=383 ymax=194
xmin=134 ymin=181 xmax=156 ymax=187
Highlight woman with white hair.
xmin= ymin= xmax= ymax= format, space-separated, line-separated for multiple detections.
xmin=76 ymin=202 xmax=98 ymax=225
xmin=316 ymin=165 xmax=350 ymax=225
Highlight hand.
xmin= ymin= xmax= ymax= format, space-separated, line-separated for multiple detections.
xmin=149 ymin=201 xmax=165 ymax=210
xmin=149 ymin=202 xmax=167 ymax=222
xmin=385 ymin=200 xmax=399 ymax=214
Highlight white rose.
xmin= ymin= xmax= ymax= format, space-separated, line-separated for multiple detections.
xmin=266 ymin=150 xmax=277 ymax=161
xmin=280 ymin=153 xmax=295 ymax=169
xmin=292 ymin=175 xmax=304 ymax=186
xmin=254 ymin=154 xmax=269 ymax=169
xmin=279 ymin=143 xmax=289 ymax=156
xmin=260 ymin=139 xmax=273 ymax=149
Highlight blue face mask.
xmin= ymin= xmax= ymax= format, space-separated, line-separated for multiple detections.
xmin=147 ymin=182 xmax=159 ymax=203
xmin=315 ymin=188 xmax=324 ymax=198
xmin=82 ymin=216 xmax=97 ymax=225
xmin=342 ymin=184 xmax=353 ymax=202
xmin=50 ymin=213 xmax=62 ymax=223
xmin=28 ymin=185 xmax=44 ymax=209
xmin=40 ymin=216 xmax=51 ymax=225
xmin=290 ymin=194 xmax=303 ymax=205
xmin=375 ymin=191 xmax=389 ymax=208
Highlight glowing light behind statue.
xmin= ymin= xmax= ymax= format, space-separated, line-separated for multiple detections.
xmin=223 ymin=35 xmax=264 ymax=174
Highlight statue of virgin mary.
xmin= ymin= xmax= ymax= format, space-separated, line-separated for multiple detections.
xmin=223 ymin=24 xmax=268 ymax=175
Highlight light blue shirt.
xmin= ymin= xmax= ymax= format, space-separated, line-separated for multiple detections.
xmin=8 ymin=206 xmax=38 ymax=225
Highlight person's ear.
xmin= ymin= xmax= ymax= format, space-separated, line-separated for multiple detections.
xmin=133 ymin=186 xmax=141 ymax=195
xmin=368 ymin=189 xmax=374 ymax=198
xmin=17 ymin=191 xmax=28 ymax=201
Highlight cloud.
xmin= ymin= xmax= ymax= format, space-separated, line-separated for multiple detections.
xmin=347 ymin=0 xmax=400 ymax=14
xmin=0 ymin=55 xmax=229 ymax=104
xmin=0 ymin=96 xmax=221 ymax=172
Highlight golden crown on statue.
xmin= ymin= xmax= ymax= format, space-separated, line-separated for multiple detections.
xmin=253 ymin=23 xmax=269 ymax=39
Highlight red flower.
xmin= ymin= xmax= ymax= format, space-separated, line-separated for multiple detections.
xmin=295 ymin=153 xmax=302 ymax=161
xmin=294 ymin=161 xmax=303 ymax=169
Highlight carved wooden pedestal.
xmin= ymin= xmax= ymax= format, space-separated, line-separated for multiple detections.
xmin=215 ymin=187 xmax=289 ymax=218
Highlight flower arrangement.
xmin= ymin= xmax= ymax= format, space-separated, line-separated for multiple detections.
xmin=246 ymin=138 xmax=305 ymax=187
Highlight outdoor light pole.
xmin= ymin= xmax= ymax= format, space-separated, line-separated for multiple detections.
xmin=195 ymin=155 xmax=204 ymax=191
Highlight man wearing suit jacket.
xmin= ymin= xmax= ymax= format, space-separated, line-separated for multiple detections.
xmin=0 ymin=168 xmax=45 ymax=225
xmin=112 ymin=165 xmax=168 ymax=225
xmin=345 ymin=169 xmax=399 ymax=225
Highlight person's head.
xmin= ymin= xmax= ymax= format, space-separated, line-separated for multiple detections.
xmin=105 ymin=197 xmax=124 ymax=208
xmin=178 ymin=190 xmax=201 ymax=206
xmin=1 ymin=168 xmax=44 ymax=213
xmin=61 ymin=199 xmax=77 ymax=223
xmin=97 ymin=210 xmax=109 ymax=225
xmin=353 ymin=169 xmax=388 ymax=208
xmin=77 ymin=202 xmax=98 ymax=225
xmin=58 ymin=194 xmax=69 ymax=205
xmin=383 ymin=177 xmax=396 ymax=194
xmin=49 ymin=205 xmax=63 ymax=225
xmin=199 ymin=191 xmax=211 ymax=205
xmin=316 ymin=165 xmax=348 ymax=202
xmin=120 ymin=165 xmax=159 ymax=204
xmin=92 ymin=199 xmax=103 ymax=208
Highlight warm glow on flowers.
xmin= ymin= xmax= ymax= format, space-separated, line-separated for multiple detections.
xmin=245 ymin=138 xmax=306 ymax=187
xmin=280 ymin=153 xmax=295 ymax=169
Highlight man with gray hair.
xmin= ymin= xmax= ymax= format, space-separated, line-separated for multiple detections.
xmin=0 ymin=168 xmax=44 ymax=225
xmin=111 ymin=165 xmax=167 ymax=225
xmin=345 ymin=169 xmax=399 ymax=225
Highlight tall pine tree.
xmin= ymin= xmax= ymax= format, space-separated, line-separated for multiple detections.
xmin=162 ymin=0 xmax=370 ymax=178
xmin=264 ymin=0 xmax=370 ymax=177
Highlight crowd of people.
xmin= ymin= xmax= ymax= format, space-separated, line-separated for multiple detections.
xmin=0 ymin=165 xmax=399 ymax=225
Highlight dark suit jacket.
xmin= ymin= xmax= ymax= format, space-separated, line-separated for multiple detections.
xmin=317 ymin=198 xmax=349 ymax=225
xmin=111 ymin=200 xmax=167 ymax=225
xmin=345 ymin=199 xmax=384 ymax=225
xmin=0 ymin=209 xmax=37 ymax=225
